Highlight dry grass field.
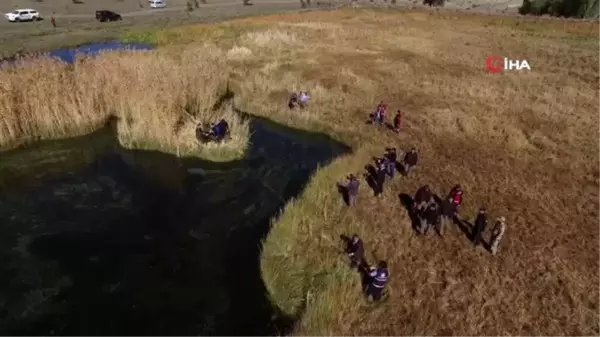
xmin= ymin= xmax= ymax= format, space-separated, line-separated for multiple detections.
xmin=197 ymin=9 xmax=597 ymax=335
xmin=0 ymin=5 xmax=598 ymax=336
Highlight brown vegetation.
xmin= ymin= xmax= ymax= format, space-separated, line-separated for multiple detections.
xmin=0 ymin=47 xmax=249 ymax=161
xmin=201 ymin=9 xmax=597 ymax=336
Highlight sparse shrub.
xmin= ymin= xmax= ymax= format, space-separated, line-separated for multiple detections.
xmin=423 ymin=0 xmax=445 ymax=6
xmin=519 ymin=0 xmax=532 ymax=14
xmin=518 ymin=0 xmax=598 ymax=18
xmin=71 ymin=0 xmax=84 ymax=4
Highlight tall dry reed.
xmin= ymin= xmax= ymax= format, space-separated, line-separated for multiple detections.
xmin=0 ymin=45 xmax=249 ymax=160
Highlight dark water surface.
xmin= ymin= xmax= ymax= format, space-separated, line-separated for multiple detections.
xmin=0 ymin=113 xmax=350 ymax=335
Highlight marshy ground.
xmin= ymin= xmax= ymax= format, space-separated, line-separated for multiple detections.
xmin=0 ymin=5 xmax=598 ymax=336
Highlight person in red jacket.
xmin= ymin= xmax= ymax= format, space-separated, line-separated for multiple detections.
xmin=448 ymin=184 xmax=463 ymax=212
xmin=393 ymin=110 xmax=402 ymax=133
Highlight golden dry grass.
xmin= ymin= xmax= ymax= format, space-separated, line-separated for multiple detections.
xmin=190 ymin=9 xmax=598 ymax=336
xmin=1 ymin=7 xmax=599 ymax=336
xmin=0 ymin=46 xmax=249 ymax=161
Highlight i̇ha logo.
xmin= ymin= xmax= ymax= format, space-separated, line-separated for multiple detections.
xmin=485 ymin=55 xmax=531 ymax=73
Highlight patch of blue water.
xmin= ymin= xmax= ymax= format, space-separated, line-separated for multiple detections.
xmin=48 ymin=41 xmax=154 ymax=64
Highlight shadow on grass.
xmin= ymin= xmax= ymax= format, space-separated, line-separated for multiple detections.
xmin=364 ymin=164 xmax=381 ymax=196
xmin=455 ymin=216 xmax=473 ymax=241
xmin=398 ymin=193 xmax=420 ymax=233
xmin=336 ymin=183 xmax=350 ymax=206
xmin=459 ymin=218 xmax=490 ymax=251
xmin=0 ymin=91 xmax=351 ymax=335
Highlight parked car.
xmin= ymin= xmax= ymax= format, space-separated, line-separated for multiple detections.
xmin=95 ymin=10 xmax=122 ymax=22
xmin=149 ymin=0 xmax=166 ymax=8
xmin=5 ymin=9 xmax=41 ymax=22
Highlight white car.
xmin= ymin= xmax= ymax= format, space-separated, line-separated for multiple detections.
xmin=5 ymin=9 xmax=41 ymax=22
xmin=149 ymin=0 xmax=166 ymax=8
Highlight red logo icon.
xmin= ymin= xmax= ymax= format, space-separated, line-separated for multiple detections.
xmin=486 ymin=55 xmax=503 ymax=73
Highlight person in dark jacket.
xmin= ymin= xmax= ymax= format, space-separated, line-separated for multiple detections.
xmin=379 ymin=156 xmax=392 ymax=181
xmin=413 ymin=184 xmax=434 ymax=214
xmin=472 ymin=207 xmax=488 ymax=246
xmin=420 ymin=202 xmax=440 ymax=235
xmin=211 ymin=119 xmax=229 ymax=141
xmin=439 ymin=197 xmax=456 ymax=236
xmin=345 ymin=174 xmax=359 ymax=207
xmin=220 ymin=119 xmax=230 ymax=137
xmin=346 ymin=234 xmax=365 ymax=268
xmin=375 ymin=159 xmax=387 ymax=196
xmin=288 ymin=92 xmax=298 ymax=109
xmin=393 ymin=110 xmax=402 ymax=133
xmin=402 ymin=148 xmax=418 ymax=176
xmin=366 ymin=260 xmax=389 ymax=301
xmin=385 ymin=148 xmax=397 ymax=179
xmin=386 ymin=147 xmax=397 ymax=163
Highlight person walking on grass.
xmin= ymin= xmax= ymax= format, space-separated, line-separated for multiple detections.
xmin=344 ymin=174 xmax=359 ymax=207
xmin=472 ymin=207 xmax=488 ymax=247
xmin=298 ymin=91 xmax=309 ymax=108
xmin=385 ymin=148 xmax=397 ymax=179
xmin=346 ymin=234 xmax=366 ymax=268
xmin=413 ymin=184 xmax=434 ymax=214
xmin=373 ymin=101 xmax=387 ymax=125
xmin=448 ymin=184 xmax=464 ymax=213
xmin=393 ymin=110 xmax=402 ymax=133
xmin=375 ymin=159 xmax=387 ymax=197
xmin=380 ymin=156 xmax=392 ymax=181
xmin=490 ymin=216 xmax=506 ymax=255
xmin=385 ymin=147 xmax=397 ymax=164
xmin=439 ymin=196 xmax=456 ymax=236
xmin=288 ymin=92 xmax=298 ymax=109
xmin=401 ymin=147 xmax=418 ymax=177
xmin=366 ymin=260 xmax=389 ymax=302
xmin=420 ymin=201 xmax=440 ymax=235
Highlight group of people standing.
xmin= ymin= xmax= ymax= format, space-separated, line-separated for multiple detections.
xmin=410 ymin=183 xmax=507 ymax=255
xmin=371 ymin=101 xmax=403 ymax=133
xmin=288 ymin=91 xmax=310 ymax=109
xmin=339 ymin=137 xmax=508 ymax=302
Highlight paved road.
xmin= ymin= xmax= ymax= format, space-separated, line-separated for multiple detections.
xmin=53 ymin=0 xmax=299 ymax=18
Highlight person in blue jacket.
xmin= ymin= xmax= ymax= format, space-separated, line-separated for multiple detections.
xmin=365 ymin=260 xmax=389 ymax=301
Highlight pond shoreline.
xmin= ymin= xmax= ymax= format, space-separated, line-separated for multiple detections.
xmin=0 ymin=106 xmax=350 ymax=335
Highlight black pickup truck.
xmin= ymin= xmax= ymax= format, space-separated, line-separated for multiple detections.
xmin=95 ymin=10 xmax=122 ymax=22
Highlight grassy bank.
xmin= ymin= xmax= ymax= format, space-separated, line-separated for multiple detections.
xmin=137 ymin=8 xmax=598 ymax=335
xmin=0 ymin=47 xmax=249 ymax=161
